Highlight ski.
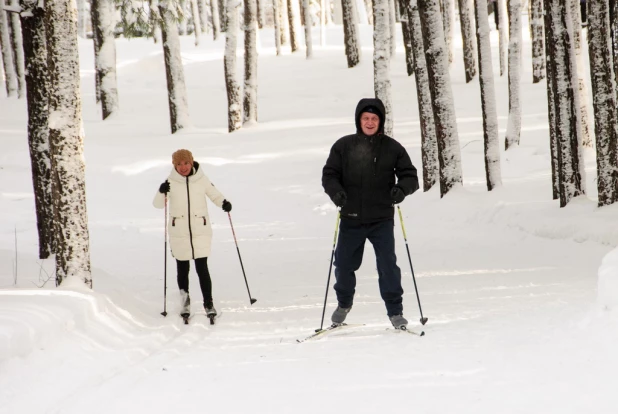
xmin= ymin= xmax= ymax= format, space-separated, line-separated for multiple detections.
xmin=297 ymin=323 xmax=364 ymax=343
xmin=389 ymin=326 xmax=425 ymax=336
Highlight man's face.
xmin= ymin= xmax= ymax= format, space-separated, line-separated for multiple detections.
xmin=360 ymin=112 xmax=380 ymax=136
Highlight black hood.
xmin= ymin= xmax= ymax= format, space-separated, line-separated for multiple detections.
xmin=354 ymin=98 xmax=386 ymax=135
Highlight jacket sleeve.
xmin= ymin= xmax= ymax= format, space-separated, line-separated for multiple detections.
xmin=204 ymin=175 xmax=226 ymax=208
xmin=395 ymin=145 xmax=420 ymax=196
xmin=153 ymin=189 xmax=166 ymax=209
xmin=322 ymin=140 xmax=345 ymax=199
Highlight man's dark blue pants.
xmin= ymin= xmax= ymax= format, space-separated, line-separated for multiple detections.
xmin=334 ymin=218 xmax=403 ymax=316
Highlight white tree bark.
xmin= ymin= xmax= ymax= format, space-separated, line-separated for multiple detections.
xmin=287 ymin=0 xmax=300 ymax=51
xmin=8 ymin=0 xmax=25 ymax=97
xmin=474 ymin=0 xmax=501 ymax=190
xmin=159 ymin=0 xmax=191 ymax=133
xmin=373 ymin=0 xmax=393 ymax=135
xmin=243 ymin=0 xmax=258 ymax=123
xmin=388 ymin=0 xmax=396 ymax=57
xmin=497 ymin=0 xmax=508 ymax=75
xmin=91 ymin=0 xmax=119 ymax=120
xmin=530 ymin=0 xmax=544 ymax=82
xmin=505 ymin=0 xmax=522 ymax=150
xmin=45 ymin=0 xmax=92 ymax=287
xmin=210 ymin=0 xmax=221 ymax=39
xmin=225 ymin=0 xmax=242 ymax=131
xmin=458 ymin=0 xmax=477 ymax=83
xmin=149 ymin=0 xmax=162 ymax=43
xmin=302 ymin=0 xmax=313 ymax=57
xmin=0 ymin=0 xmax=17 ymax=97
xmin=191 ymin=0 xmax=202 ymax=45
xmin=279 ymin=0 xmax=289 ymax=45
xmin=588 ymin=0 xmax=618 ymax=206
xmin=442 ymin=0 xmax=454 ymax=64
xmin=273 ymin=0 xmax=282 ymax=54
xmin=342 ymin=0 xmax=361 ymax=66
xmin=570 ymin=0 xmax=593 ymax=148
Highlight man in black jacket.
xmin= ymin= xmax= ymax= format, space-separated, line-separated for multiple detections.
xmin=322 ymin=98 xmax=419 ymax=328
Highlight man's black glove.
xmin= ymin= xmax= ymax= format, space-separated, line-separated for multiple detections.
xmin=390 ymin=186 xmax=405 ymax=204
xmin=222 ymin=200 xmax=232 ymax=212
xmin=159 ymin=181 xmax=170 ymax=194
xmin=332 ymin=191 xmax=347 ymax=207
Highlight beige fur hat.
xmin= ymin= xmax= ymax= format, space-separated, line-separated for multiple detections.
xmin=172 ymin=149 xmax=194 ymax=165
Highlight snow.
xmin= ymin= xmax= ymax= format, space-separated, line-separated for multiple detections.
xmin=1 ymin=18 xmax=618 ymax=413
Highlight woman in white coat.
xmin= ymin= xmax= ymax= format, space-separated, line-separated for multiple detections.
xmin=153 ymin=149 xmax=232 ymax=317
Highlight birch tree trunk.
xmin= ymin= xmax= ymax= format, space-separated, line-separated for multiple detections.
xmin=342 ymin=0 xmax=361 ymax=67
xmin=505 ymin=0 xmax=522 ymax=150
xmin=243 ymin=0 xmax=258 ymax=123
xmin=219 ymin=0 xmax=227 ymax=32
xmin=364 ymin=0 xmax=373 ymax=24
xmin=287 ymin=0 xmax=300 ymax=51
xmin=8 ymin=0 xmax=25 ymax=97
xmin=191 ymin=0 xmax=202 ymax=45
xmin=543 ymin=0 xmax=558 ymax=199
xmin=545 ymin=0 xmax=585 ymax=207
xmin=91 ymin=0 xmax=119 ymax=120
xmin=45 ymin=0 xmax=92 ymax=287
xmin=418 ymin=0 xmax=463 ymax=196
xmin=257 ymin=0 xmax=265 ymax=28
xmin=458 ymin=0 xmax=477 ymax=83
xmin=0 ymin=0 xmax=17 ymax=97
xmin=497 ymin=0 xmax=508 ymax=75
xmin=197 ymin=0 xmax=208 ymax=32
xmin=210 ymin=0 xmax=221 ymax=39
xmin=442 ymin=0 xmax=454 ymax=64
xmin=530 ymin=0 xmax=544 ymax=82
xmin=20 ymin=0 xmax=53 ymax=258
xmin=273 ymin=0 xmax=282 ymax=54
xmin=474 ymin=0 xmax=501 ymax=190
xmin=373 ymin=0 xmax=393 ymax=135
xmin=159 ymin=0 xmax=191 ymax=133
xmin=388 ymin=0 xmax=396 ymax=57
xmin=279 ymin=0 xmax=289 ymax=45
xmin=406 ymin=0 xmax=438 ymax=190
xmin=302 ymin=0 xmax=313 ymax=57
xmin=225 ymin=0 xmax=242 ymax=131
xmin=570 ymin=0 xmax=592 ymax=148
xmin=612 ymin=0 xmax=618 ymax=89
xmin=588 ymin=0 xmax=618 ymax=206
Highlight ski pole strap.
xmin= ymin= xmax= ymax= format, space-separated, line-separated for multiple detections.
xmin=397 ymin=206 xmax=408 ymax=241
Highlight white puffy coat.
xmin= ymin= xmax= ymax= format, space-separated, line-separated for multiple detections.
xmin=153 ymin=163 xmax=226 ymax=260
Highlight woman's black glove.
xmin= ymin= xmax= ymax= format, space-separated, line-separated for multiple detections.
xmin=222 ymin=200 xmax=232 ymax=212
xmin=159 ymin=181 xmax=170 ymax=194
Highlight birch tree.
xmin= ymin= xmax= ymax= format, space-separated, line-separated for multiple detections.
xmin=570 ymin=0 xmax=592 ymax=148
xmin=474 ymin=0 xmax=501 ymax=190
xmin=342 ymin=0 xmax=360 ymax=67
xmin=243 ymin=0 xmax=258 ymax=123
xmin=20 ymin=0 xmax=53 ymax=258
xmin=8 ymin=0 xmax=25 ymax=97
xmin=545 ymin=0 xmax=585 ymax=207
xmin=256 ymin=0 xmax=264 ymax=28
xmin=588 ymin=0 xmax=618 ymax=206
xmin=225 ymin=0 xmax=242 ymax=131
xmin=273 ymin=0 xmax=282 ymax=55
xmin=191 ymin=0 xmax=202 ymax=45
xmin=45 ymin=0 xmax=92 ymax=287
xmin=442 ymin=0 xmax=454 ymax=64
xmin=530 ymin=0 xmax=544 ymax=82
xmin=612 ymin=0 xmax=618 ymax=86
xmin=458 ymin=0 xmax=476 ymax=83
xmin=91 ymin=0 xmax=119 ymax=120
xmin=505 ymin=0 xmax=522 ymax=150
xmin=364 ymin=0 xmax=373 ymax=24
xmin=287 ymin=0 xmax=300 ymax=52
xmin=279 ymin=0 xmax=289 ymax=45
xmin=302 ymin=0 xmax=313 ymax=58
xmin=388 ymin=0 xmax=396 ymax=57
xmin=159 ymin=0 xmax=191 ymax=133
xmin=497 ymin=0 xmax=508 ymax=75
xmin=0 ymin=0 xmax=17 ymax=96
xmin=419 ymin=0 xmax=463 ymax=196
xmin=210 ymin=0 xmax=221 ymax=39
xmin=543 ymin=0 xmax=558 ymax=199
xmin=405 ymin=0 xmax=438 ymax=190
xmin=373 ymin=0 xmax=393 ymax=135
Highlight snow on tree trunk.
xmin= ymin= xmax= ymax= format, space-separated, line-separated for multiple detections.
xmin=44 ymin=0 xmax=92 ymax=287
xmin=364 ymin=0 xmax=373 ymax=24
xmin=530 ymin=0 xmax=544 ymax=82
xmin=326 ymin=0 xmax=333 ymax=24
xmin=406 ymin=0 xmax=438 ymax=190
xmin=273 ymin=0 xmax=282 ymax=54
xmin=458 ymin=0 xmax=477 ymax=83
xmin=302 ymin=0 xmax=313 ymax=58
xmin=342 ymin=0 xmax=361 ymax=67
xmin=612 ymin=0 xmax=618 ymax=90
xmin=191 ymin=0 xmax=202 ymax=45
xmin=225 ymin=0 xmax=242 ymax=131
xmin=149 ymin=0 xmax=162 ymax=43
xmin=20 ymin=0 xmax=54 ymax=258
xmin=279 ymin=0 xmax=289 ymax=45
xmin=588 ymin=0 xmax=618 ymax=206
xmin=505 ymin=0 xmax=522 ymax=150
xmin=210 ymin=0 xmax=221 ymax=39
xmin=373 ymin=0 xmax=393 ymax=136
xmin=219 ymin=0 xmax=227 ymax=32
xmin=197 ymin=0 xmax=208 ymax=32
xmin=570 ymin=0 xmax=593 ymax=148
xmin=91 ymin=0 xmax=119 ymax=120
xmin=442 ymin=0 xmax=454 ymax=64
xmin=257 ymin=0 xmax=265 ymax=28
xmin=401 ymin=17 xmax=414 ymax=76
xmin=474 ymin=0 xmax=502 ymax=190
xmin=287 ymin=0 xmax=300 ymax=52
xmin=0 ymin=1 xmax=17 ymax=97
xmin=159 ymin=0 xmax=191 ymax=133
xmin=8 ymin=0 xmax=25 ymax=97
xmin=543 ymin=0 xmax=558 ymax=200
xmin=545 ymin=0 xmax=585 ymax=207
xmin=388 ymin=0 xmax=396 ymax=57
xmin=497 ymin=0 xmax=508 ymax=75
xmin=179 ymin=0 xmax=188 ymax=35
xmin=243 ymin=0 xmax=258 ymax=123
xmin=418 ymin=0 xmax=463 ymax=196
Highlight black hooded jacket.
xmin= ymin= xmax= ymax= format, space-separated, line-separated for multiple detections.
xmin=322 ymin=98 xmax=419 ymax=223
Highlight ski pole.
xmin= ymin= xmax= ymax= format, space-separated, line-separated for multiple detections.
xmin=161 ymin=194 xmax=168 ymax=317
xmin=397 ymin=205 xmax=428 ymax=325
xmin=228 ymin=212 xmax=257 ymax=305
xmin=317 ymin=210 xmax=341 ymax=332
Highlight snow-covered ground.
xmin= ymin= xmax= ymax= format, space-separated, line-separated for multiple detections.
xmin=1 ymin=20 xmax=618 ymax=413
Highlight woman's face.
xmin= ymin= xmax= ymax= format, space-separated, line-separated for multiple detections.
xmin=175 ymin=160 xmax=192 ymax=177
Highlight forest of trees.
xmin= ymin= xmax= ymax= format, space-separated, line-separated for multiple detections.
xmin=2 ymin=0 xmax=618 ymax=288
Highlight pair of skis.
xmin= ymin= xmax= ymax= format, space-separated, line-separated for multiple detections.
xmin=297 ymin=323 xmax=425 ymax=343
xmin=181 ymin=312 xmax=218 ymax=325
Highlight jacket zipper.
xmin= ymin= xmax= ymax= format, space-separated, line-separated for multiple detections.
xmin=185 ymin=177 xmax=195 ymax=259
